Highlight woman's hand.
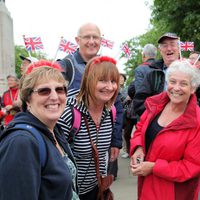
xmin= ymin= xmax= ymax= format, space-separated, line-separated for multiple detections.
xmin=12 ymin=99 xmax=22 ymax=108
xmin=130 ymin=146 xmax=155 ymax=177
xmin=130 ymin=161 xmax=155 ymax=176
xmin=130 ymin=146 xmax=145 ymax=165
xmin=5 ymin=105 xmax=13 ymax=112
xmin=110 ymin=147 xmax=120 ymax=161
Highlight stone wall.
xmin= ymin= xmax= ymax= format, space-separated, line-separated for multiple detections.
xmin=0 ymin=2 xmax=15 ymax=95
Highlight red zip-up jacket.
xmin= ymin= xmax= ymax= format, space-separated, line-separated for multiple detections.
xmin=130 ymin=92 xmax=200 ymax=200
xmin=1 ymin=88 xmax=19 ymax=126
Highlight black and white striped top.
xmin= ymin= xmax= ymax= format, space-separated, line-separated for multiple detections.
xmin=57 ymin=98 xmax=113 ymax=195
xmin=67 ymin=88 xmax=80 ymax=98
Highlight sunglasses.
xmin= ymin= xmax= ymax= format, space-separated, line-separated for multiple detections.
xmin=32 ymin=86 xmax=67 ymax=96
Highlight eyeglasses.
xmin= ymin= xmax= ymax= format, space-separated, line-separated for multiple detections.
xmin=79 ymin=35 xmax=101 ymax=42
xmin=159 ymin=42 xmax=179 ymax=49
xmin=32 ymin=86 xmax=67 ymax=96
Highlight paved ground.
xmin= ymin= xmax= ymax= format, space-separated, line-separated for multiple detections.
xmin=111 ymin=153 xmax=138 ymax=200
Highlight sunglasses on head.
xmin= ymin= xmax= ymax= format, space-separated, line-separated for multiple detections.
xmin=32 ymin=86 xmax=67 ymax=96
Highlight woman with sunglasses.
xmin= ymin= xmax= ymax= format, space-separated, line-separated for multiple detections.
xmin=0 ymin=60 xmax=79 ymax=200
xmin=58 ymin=56 xmax=120 ymax=200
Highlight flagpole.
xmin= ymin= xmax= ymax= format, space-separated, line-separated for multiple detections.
xmin=98 ymin=45 xmax=103 ymax=56
xmin=114 ymin=49 xmax=121 ymax=60
xmin=193 ymin=54 xmax=200 ymax=65
xmin=178 ymin=37 xmax=182 ymax=60
xmin=53 ymin=36 xmax=63 ymax=61
xmin=23 ymin=35 xmax=33 ymax=60
xmin=98 ymin=34 xmax=104 ymax=56
xmin=28 ymin=51 xmax=32 ymax=59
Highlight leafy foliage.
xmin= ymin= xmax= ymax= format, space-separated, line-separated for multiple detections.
xmin=15 ymin=45 xmax=47 ymax=77
xmin=122 ymin=0 xmax=200 ymax=84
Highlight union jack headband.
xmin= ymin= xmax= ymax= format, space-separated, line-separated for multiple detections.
xmin=26 ymin=60 xmax=63 ymax=74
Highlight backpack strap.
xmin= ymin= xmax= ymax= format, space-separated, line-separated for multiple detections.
xmin=14 ymin=124 xmax=47 ymax=168
xmin=62 ymin=57 xmax=75 ymax=87
xmin=71 ymin=107 xmax=81 ymax=135
xmin=67 ymin=106 xmax=82 ymax=147
xmin=142 ymin=62 xmax=151 ymax=66
xmin=111 ymin=105 xmax=116 ymax=123
xmin=69 ymin=106 xmax=115 ymax=141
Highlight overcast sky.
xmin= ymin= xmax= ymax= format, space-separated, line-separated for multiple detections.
xmin=6 ymin=0 xmax=152 ymax=72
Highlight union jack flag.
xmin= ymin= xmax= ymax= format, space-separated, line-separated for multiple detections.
xmin=180 ymin=41 xmax=194 ymax=51
xmin=23 ymin=36 xmax=44 ymax=51
xmin=59 ymin=38 xmax=78 ymax=54
xmin=101 ymin=37 xmax=114 ymax=49
xmin=121 ymin=43 xmax=131 ymax=58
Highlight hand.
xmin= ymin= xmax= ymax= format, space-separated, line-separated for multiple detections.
xmin=12 ymin=100 xmax=22 ymax=108
xmin=110 ymin=147 xmax=120 ymax=161
xmin=130 ymin=146 xmax=145 ymax=166
xmin=130 ymin=161 xmax=155 ymax=176
xmin=5 ymin=105 xmax=13 ymax=112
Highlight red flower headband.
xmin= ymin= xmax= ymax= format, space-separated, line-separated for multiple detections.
xmin=26 ymin=60 xmax=63 ymax=74
xmin=92 ymin=56 xmax=117 ymax=65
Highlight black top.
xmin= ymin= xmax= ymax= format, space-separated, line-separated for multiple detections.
xmin=145 ymin=113 xmax=164 ymax=153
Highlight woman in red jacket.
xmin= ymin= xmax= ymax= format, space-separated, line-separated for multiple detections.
xmin=130 ymin=60 xmax=200 ymax=200
xmin=1 ymin=75 xmax=20 ymax=126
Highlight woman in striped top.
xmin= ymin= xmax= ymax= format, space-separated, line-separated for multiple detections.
xmin=58 ymin=56 xmax=120 ymax=200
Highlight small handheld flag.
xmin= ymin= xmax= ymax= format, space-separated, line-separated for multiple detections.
xmin=101 ymin=37 xmax=114 ymax=49
xmin=59 ymin=38 xmax=78 ymax=55
xmin=180 ymin=41 xmax=194 ymax=51
xmin=121 ymin=43 xmax=131 ymax=58
xmin=23 ymin=35 xmax=44 ymax=52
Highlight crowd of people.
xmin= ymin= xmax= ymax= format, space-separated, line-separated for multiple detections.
xmin=0 ymin=23 xmax=200 ymax=200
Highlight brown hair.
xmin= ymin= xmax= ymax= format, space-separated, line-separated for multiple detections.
xmin=20 ymin=62 xmax=67 ymax=111
xmin=76 ymin=56 xmax=120 ymax=109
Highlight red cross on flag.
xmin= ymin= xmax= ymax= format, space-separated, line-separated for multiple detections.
xmin=23 ymin=36 xmax=44 ymax=52
xmin=101 ymin=37 xmax=114 ymax=49
xmin=59 ymin=38 xmax=78 ymax=54
xmin=180 ymin=41 xmax=194 ymax=51
xmin=121 ymin=43 xmax=131 ymax=58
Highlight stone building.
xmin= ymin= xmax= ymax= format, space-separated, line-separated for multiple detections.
xmin=0 ymin=0 xmax=15 ymax=95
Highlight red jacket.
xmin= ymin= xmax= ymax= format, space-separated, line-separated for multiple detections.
xmin=1 ymin=88 xmax=19 ymax=126
xmin=130 ymin=92 xmax=200 ymax=200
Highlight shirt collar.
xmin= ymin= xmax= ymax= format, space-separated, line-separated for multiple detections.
xmin=74 ymin=49 xmax=87 ymax=65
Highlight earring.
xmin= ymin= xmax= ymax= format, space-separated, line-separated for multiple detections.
xmin=27 ymin=105 xmax=31 ymax=111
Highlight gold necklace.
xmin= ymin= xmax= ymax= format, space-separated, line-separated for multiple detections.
xmin=52 ymin=133 xmax=64 ymax=156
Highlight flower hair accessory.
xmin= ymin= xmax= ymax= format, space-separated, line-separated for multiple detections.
xmin=26 ymin=60 xmax=63 ymax=74
xmin=92 ymin=56 xmax=117 ymax=65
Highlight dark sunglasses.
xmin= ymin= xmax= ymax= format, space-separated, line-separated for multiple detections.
xmin=32 ymin=86 xmax=67 ymax=96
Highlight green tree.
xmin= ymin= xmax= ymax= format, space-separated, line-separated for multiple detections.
xmin=15 ymin=45 xmax=47 ymax=77
xmin=122 ymin=0 xmax=200 ymax=81
xmin=152 ymin=0 xmax=200 ymax=50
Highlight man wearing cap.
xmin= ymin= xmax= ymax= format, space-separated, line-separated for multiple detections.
xmin=133 ymin=32 xmax=180 ymax=117
xmin=19 ymin=55 xmax=38 ymax=75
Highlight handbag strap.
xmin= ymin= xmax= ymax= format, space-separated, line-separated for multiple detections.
xmin=84 ymin=116 xmax=104 ymax=200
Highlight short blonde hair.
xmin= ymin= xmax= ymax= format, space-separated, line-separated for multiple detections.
xmin=20 ymin=60 xmax=67 ymax=111
xmin=77 ymin=56 xmax=120 ymax=109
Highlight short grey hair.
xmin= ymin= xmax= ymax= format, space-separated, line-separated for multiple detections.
xmin=166 ymin=60 xmax=200 ymax=89
xmin=142 ymin=44 xmax=157 ymax=58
